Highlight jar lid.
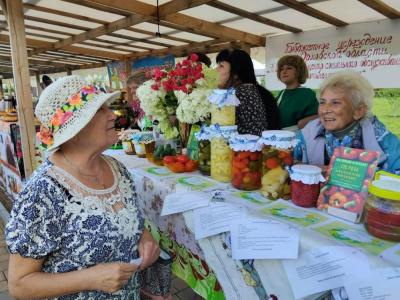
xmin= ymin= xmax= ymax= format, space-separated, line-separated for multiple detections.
xmin=229 ymin=134 xmax=262 ymax=152
xmin=259 ymin=130 xmax=298 ymax=149
xmin=195 ymin=125 xmax=212 ymax=141
xmin=369 ymin=179 xmax=400 ymax=201
xmin=132 ymin=131 xmax=154 ymax=144
xmin=209 ymin=124 xmax=238 ymax=139
xmin=290 ymin=164 xmax=325 ymax=184
xmin=208 ymin=88 xmax=240 ymax=108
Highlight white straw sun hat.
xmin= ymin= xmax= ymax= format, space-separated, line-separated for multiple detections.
xmin=35 ymin=75 xmax=120 ymax=151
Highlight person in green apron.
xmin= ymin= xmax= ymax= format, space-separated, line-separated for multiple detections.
xmin=276 ymin=55 xmax=319 ymax=131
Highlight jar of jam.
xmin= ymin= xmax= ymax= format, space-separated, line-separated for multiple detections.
xmin=210 ymin=125 xmax=237 ymax=183
xmin=195 ymin=125 xmax=212 ymax=176
xmin=290 ymin=165 xmax=325 ymax=207
xmin=132 ymin=132 xmax=154 ymax=159
xmin=229 ymin=134 xmax=262 ymax=190
xmin=258 ymin=130 xmax=298 ymax=200
xmin=365 ymin=171 xmax=400 ymax=242
xmin=122 ymin=140 xmax=135 ymax=155
xmin=144 ymin=141 xmax=156 ymax=162
xmin=209 ymin=88 xmax=240 ymax=126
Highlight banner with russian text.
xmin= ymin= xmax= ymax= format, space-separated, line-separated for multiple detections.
xmin=265 ymin=19 xmax=400 ymax=89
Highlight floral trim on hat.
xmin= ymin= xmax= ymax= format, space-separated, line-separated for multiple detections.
xmin=37 ymin=85 xmax=100 ymax=149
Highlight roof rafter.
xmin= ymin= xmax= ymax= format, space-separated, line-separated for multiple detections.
xmin=208 ymin=1 xmax=302 ymax=33
xmin=84 ymin=0 xmax=265 ymax=46
xmin=358 ymin=0 xmax=400 ymax=19
xmin=273 ymin=0 xmax=348 ymax=27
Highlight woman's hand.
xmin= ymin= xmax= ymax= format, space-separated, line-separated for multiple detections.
xmin=138 ymin=229 xmax=160 ymax=270
xmin=89 ymin=262 xmax=138 ymax=293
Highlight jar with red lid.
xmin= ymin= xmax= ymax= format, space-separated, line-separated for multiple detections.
xmin=258 ymin=130 xmax=298 ymax=200
xmin=229 ymin=134 xmax=262 ymax=191
xmin=364 ymin=171 xmax=400 ymax=242
xmin=290 ymin=164 xmax=325 ymax=207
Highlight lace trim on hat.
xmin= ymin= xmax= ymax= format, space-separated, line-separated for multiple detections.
xmin=37 ymin=85 xmax=101 ymax=149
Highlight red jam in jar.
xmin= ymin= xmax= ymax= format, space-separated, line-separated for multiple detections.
xmin=365 ymin=171 xmax=400 ymax=242
xmin=290 ymin=165 xmax=324 ymax=208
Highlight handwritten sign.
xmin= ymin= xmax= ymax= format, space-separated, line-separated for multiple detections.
xmin=266 ymin=19 xmax=400 ymax=89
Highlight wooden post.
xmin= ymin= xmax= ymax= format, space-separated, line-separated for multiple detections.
xmin=5 ymin=0 xmax=36 ymax=177
xmin=35 ymin=71 xmax=42 ymax=97
xmin=66 ymin=67 xmax=72 ymax=75
xmin=0 ymin=78 xmax=3 ymax=98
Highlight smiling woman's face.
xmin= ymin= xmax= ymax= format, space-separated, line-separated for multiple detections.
xmin=318 ymin=88 xmax=366 ymax=132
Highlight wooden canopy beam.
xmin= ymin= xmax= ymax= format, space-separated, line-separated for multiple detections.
xmin=208 ymin=1 xmax=302 ymax=33
xmin=5 ymin=0 xmax=36 ymax=177
xmin=358 ymin=0 xmax=400 ymax=19
xmin=84 ymin=0 xmax=265 ymax=46
xmin=0 ymin=33 xmax=124 ymax=60
xmin=273 ymin=0 xmax=348 ymax=27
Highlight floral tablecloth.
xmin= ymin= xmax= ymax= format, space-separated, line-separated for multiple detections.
xmin=105 ymin=150 xmax=397 ymax=300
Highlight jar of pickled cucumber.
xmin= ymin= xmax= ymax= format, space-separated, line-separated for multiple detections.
xmin=132 ymin=132 xmax=154 ymax=159
xmin=229 ymin=134 xmax=262 ymax=190
xmin=209 ymin=125 xmax=237 ymax=182
xmin=208 ymin=88 xmax=240 ymax=126
xmin=258 ymin=130 xmax=298 ymax=200
xmin=195 ymin=126 xmax=212 ymax=176
xmin=365 ymin=171 xmax=400 ymax=242
xmin=290 ymin=165 xmax=325 ymax=207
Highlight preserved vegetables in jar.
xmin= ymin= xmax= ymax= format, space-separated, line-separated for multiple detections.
xmin=195 ymin=125 xmax=212 ymax=176
xmin=230 ymin=134 xmax=262 ymax=190
xmin=208 ymin=88 xmax=240 ymax=126
xmin=211 ymin=105 xmax=235 ymax=126
xmin=198 ymin=140 xmax=211 ymax=176
xmin=365 ymin=171 xmax=400 ymax=242
xmin=209 ymin=125 xmax=237 ymax=183
xmin=290 ymin=165 xmax=324 ymax=207
xmin=211 ymin=137 xmax=233 ymax=182
xmin=259 ymin=130 xmax=298 ymax=200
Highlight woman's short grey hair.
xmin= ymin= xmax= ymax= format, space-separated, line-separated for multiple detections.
xmin=319 ymin=71 xmax=374 ymax=116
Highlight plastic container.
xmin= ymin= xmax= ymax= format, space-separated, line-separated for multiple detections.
xmin=258 ymin=130 xmax=298 ymax=200
xmin=365 ymin=171 xmax=400 ymax=242
xmin=132 ymin=132 xmax=154 ymax=159
xmin=209 ymin=125 xmax=237 ymax=183
xmin=195 ymin=125 xmax=212 ymax=176
xmin=229 ymin=134 xmax=262 ymax=190
xmin=290 ymin=165 xmax=325 ymax=207
xmin=208 ymin=89 xmax=240 ymax=126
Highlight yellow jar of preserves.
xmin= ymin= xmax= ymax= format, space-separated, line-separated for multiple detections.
xmin=209 ymin=125 xmax=237 ymax=183
xmin=132 ymin=132 xmax=154 ymax=159
xmin=211 ymin=105 xmax=235 ymax=126
xmin=259 ymin=130 xmax=298 ymax=200
xmin=208 ymin=88 xmax=240 ymax=126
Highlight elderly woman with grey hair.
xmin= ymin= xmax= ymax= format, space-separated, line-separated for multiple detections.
xmin=294 ymin=71 xmax=400 ymax=174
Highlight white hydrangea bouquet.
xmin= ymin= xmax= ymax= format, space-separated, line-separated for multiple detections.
xmin=136 ymin=54 xmax=218 ymax=141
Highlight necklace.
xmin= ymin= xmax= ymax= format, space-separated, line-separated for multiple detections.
xmin=61 ymin=150 xmax=105 ymax=188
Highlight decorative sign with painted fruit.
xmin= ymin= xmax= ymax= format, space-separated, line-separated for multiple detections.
xmin=318 ymin=147 xmax=380 ymax=223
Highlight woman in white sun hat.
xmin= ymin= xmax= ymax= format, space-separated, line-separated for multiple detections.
xmin=5 ymin=75 xmax=160 ymax=299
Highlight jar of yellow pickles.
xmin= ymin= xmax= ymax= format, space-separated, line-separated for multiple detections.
xmin=258 ymin=130 xmax=298 ymax=200
xmin=209 ymin=125 xmax=238 ymax=182
xmin=208 ymin=88 xmax=240 ymax=126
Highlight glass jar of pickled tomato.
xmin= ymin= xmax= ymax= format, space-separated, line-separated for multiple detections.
xmin=290 ymin=165 xmax=325 ymax=207
xmin=365 ymin=171 xmax=400 ymax=242
xmin=209 ymin=88 xmax=240 ymax=126
xmin=230 ymin=134 xmax=262 ymax=191
xmin=210 ymin=125 xmax=237 ymax=182
xmin=258 ymin=130 xmax=298 ymax=200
